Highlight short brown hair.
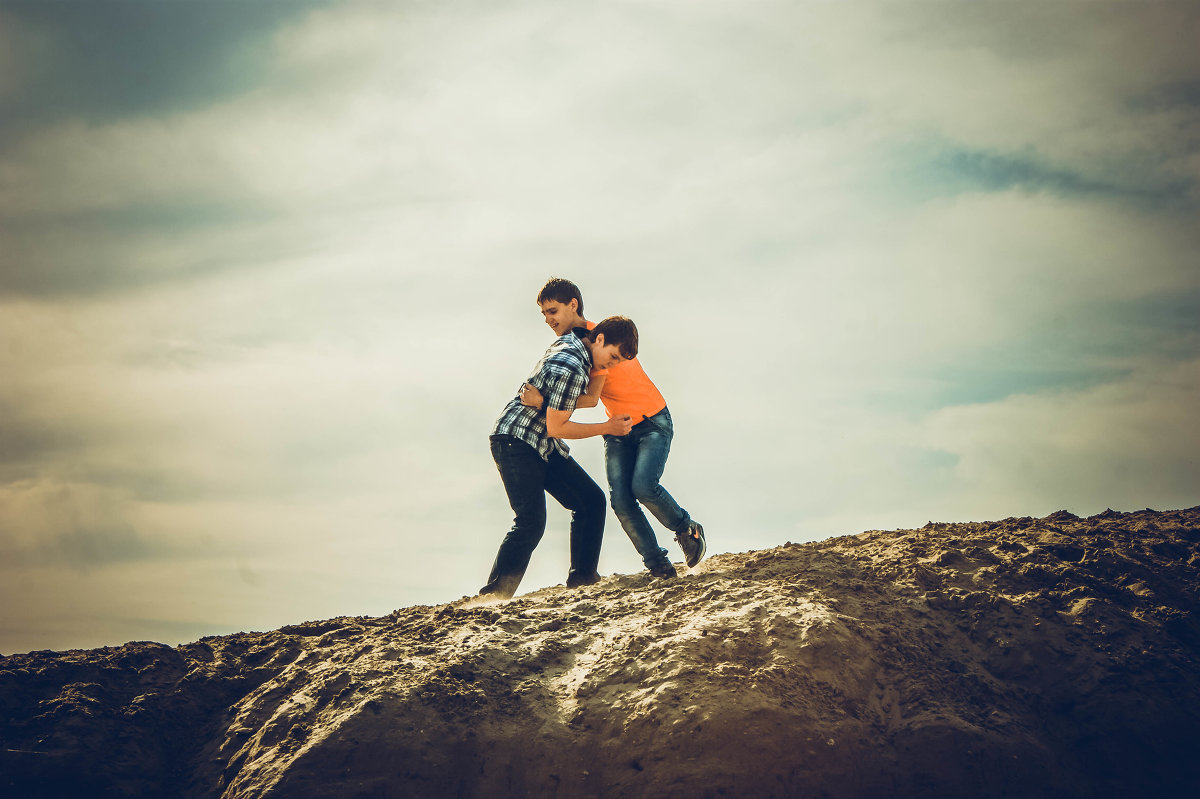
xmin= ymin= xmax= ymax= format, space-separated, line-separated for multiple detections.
xmin=590 ymin=315 xmax=638 ymax=360
xmin=537 ymin=277 xmax=584 ymax=316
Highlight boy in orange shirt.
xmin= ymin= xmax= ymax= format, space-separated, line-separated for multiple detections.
xmin=521 ymin=278 xmax=706 ymax=578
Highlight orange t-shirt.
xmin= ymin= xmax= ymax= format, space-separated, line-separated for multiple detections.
xmin=586 ymin=320 xmax=667 ymax=424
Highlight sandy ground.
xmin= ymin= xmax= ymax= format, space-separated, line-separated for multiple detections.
xmin=3 ymin=506 xmax=1199 ymax=798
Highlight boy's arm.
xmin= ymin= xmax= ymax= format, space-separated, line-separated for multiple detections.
xmin=576 ymin=373 xmax=606 ymax=409
xmin=547 ymin=407 xmax=631 ymax=439
xmin=540 ymin=362 xmax=628 ymax=438
xmin=522 ymin=373 xmax=606 ymax=410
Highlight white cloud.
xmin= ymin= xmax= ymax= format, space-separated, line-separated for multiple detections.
xmin=920 ymin=357 xmax=1200 ymax=514
xmin=2 ymin=0 xmax=1198 ymax=653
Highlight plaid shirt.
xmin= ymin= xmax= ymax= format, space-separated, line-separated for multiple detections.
xmin=492 ymin=329 xmax=592 ymax=460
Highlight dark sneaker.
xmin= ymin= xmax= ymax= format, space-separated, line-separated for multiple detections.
xmin=648 ymin=560 xmax=677 ymax=579
xmin=675 ymin=521 xmax=706 ymax=568
xmin=566 ymin=570 xmax=601 ymax=588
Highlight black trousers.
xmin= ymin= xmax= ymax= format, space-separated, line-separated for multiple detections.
xmin=481 ymin=435 xmax=606 ymax=598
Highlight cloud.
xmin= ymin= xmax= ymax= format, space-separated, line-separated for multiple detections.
xmin=919 ymin=357 xmax=1200 ymax=515
xmin=904 ymin=145 xmax=1196 ymax=210
xmin=6 ymin=0 xmax=1195 ymax=297
xmin=2 ymin=0 xmax=1199 ymax=653
xmin=730 ymin=357 xmax=1200 ymax=545
xmin=805 ymin=2 xmax=1200 ymax=209
xmin=0 ymin=479 xmax=149 ymax=569
xmin=0 ymin=0 xmax=327 ymax=135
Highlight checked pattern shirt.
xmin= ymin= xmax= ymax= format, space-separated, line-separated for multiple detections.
xmin=492 ymin=330 xmax=592 ymax=461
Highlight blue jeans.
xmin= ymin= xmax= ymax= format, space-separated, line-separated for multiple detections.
xmin=603 ymin=407 xmax=690 ymax=569
xmin=482 ymin=435 xmax=606 ymax=598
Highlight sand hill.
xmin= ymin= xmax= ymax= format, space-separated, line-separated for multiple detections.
xmin=3 ymin=507 xmax=1199 ymax=798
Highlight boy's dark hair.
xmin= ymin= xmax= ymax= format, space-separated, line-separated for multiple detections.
xmin=590 ymin=316 xmax=638 ymax=360
xmin=537 ymin=277 xmax=585 ymax=317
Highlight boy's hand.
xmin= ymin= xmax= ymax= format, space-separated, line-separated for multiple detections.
xmin=520 ymin=383 xmax=544 ymax=408
xmin=604 ymin=414 xmax=633 ymax=436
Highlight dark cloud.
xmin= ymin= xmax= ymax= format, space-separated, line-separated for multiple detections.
xmin=0 ymin=475 xmax=157 ymax=571
xmin=1097 ymin=288 xmax=1200 ymax=361
xmin=912 ymin=287 xmax=1200 ymax=408
xmin=1 ymin=511 xmax=206 ymax=570
xmin=928 ymin=364 xmax=1135 ymax=409
xmin=885 ymin=0 xmax=1200 ymax=66
xmin=1128 ymin=80 xmax=1200 ymax=113
xmin=0 ymin=204 xmax=293 ymax=298
xmin=0 ymin=0 xmax=329 ymax=140
xmin=0 ymin=416 xmax=71 ymax=476
xmin=0 ymin=391 xmax=204 ymax=504
xmin=899 ymin=144 xmax=1198 ymax=211
xmin=39 ymin=524 xmax=151 ymax=570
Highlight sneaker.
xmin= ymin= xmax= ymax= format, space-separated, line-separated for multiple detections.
xmin=566 ymin=570 xmax=601 ymax=588
xmin=675 ymin=521 xmax=706 ymax=568
xmin=648 ymin=560 xmax=677 ymax=579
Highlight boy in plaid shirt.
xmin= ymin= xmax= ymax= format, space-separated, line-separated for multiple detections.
xmin=480 ymin=316 xmax=638 ymax=599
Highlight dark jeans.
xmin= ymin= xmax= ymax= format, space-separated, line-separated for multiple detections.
xmin=481 ymin=435 xmax=606 ymax=598
xmin=603 ymin=407 xmax=690 ymax=569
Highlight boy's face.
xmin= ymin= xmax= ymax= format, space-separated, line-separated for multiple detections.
xmin=539 ymin=299 xmax=584 ymax=337
xmin=590 ymin=335 xmax=631 ymax=370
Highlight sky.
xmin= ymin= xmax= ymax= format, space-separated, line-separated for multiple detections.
xmin=1 ymin=0 xmax=1197 ymax=655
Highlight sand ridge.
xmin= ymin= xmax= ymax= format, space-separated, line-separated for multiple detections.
xmin=3 ymin=506 xmax=1199 ymax=797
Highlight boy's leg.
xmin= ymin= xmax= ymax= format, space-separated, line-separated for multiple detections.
xmin=481 ymin=436 xmax=549 ymax=599
xmin=543 ymin=451 xmax=606 ymax=586
xmin=627 ymin=408 xmax=691 ymax=534
xmin=632 ymin=407 xmax=706 ymax=567
xmin=604 ymin=428 xmax=671 ymax=570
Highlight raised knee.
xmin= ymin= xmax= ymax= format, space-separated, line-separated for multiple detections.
xmin=631 ymin=478 xmax=660 ymax=503
xmin=609 ymin=489 xmax=637 ymax=514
